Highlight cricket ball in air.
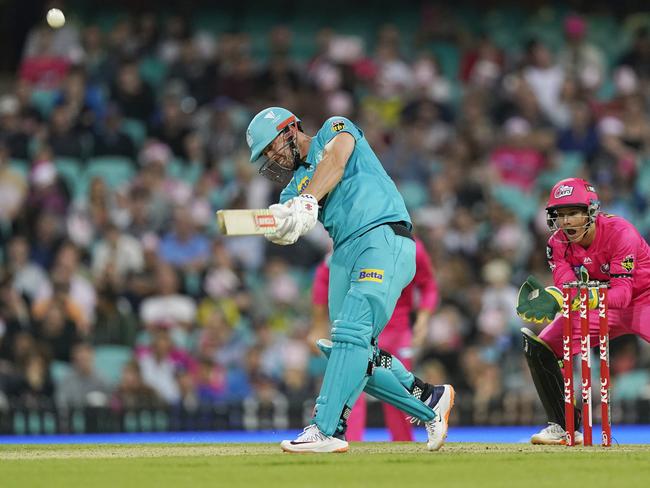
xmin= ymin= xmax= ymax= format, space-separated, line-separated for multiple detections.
xmin=46 ymin=8 xmax=66 ymax=29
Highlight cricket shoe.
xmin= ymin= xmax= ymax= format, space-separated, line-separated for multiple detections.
xmin=280 ymin=424 xmax=349 ymax=453
xmin=530 ymin=422 xmax=584 ymax=445
xmin=424 ymin=384 xmax=455 ymax=451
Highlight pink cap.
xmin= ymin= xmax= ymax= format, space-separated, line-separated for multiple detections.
xmin=546 ymin=177 xmax=598 ymax=210
xmin=564 ymin=15 xmax=586 ymax=39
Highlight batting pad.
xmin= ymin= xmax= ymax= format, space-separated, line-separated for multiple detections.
xmin=522 ymin=327 xmax=581 ymax=430
xmin=318 ymin=339 xmax=435 ymax=422
xmin=313 ymin=331 xmax=371 ymax=435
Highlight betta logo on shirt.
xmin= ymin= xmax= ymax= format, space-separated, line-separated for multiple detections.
xmin=332 ymin=120 xmax=345 ymax=132
xmin=554 ymin=185 xmax=574 ymax=198
xmin=359 ymin=269 xmax=384 ymax=283
xmin=622 ymin=255 xmax=635 ymax=272
xmin=600 ymin=263 xmax=610 ymax=274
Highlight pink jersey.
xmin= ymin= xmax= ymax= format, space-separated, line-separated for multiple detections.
xmin=490 ymin=146 xmax=545 ymax=192
xmin=312 ymin=238 xmax=438 ymax=331
xmin=547 ymin=213 xmax=650 ymax=308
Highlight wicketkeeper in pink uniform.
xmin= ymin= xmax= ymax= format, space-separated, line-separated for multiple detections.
xmin=312 ymin=238 xmax=438 ymax=441
xmin=517 ymin=177 xmax=650 ymax=444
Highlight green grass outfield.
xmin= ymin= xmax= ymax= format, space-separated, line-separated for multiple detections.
xmin=2 ymin=443 xmax=649 ymax=488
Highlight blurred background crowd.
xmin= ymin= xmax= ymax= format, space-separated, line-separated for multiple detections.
xmin=0 ymin=0 xmax=649 ymax=432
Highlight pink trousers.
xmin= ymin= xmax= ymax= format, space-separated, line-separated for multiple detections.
xmin=539 ymin=303 xmax=650 ymax=358
xmin=346 ymin=326 xmax=414 ymax=441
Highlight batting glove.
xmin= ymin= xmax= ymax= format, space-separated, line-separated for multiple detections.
xmin=285 ymin=194 xmax=319 ymax=236
xmin=266 ymin=203 xmax=300 ymax=245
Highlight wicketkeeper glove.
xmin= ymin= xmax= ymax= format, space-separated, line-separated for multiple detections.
xmin=516 ymin=275 xmax=563 ymax=324
xmin=569 ymin=266 xmax=599 ymax=311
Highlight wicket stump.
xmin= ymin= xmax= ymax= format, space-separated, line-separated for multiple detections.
xmin=562 ymin=280 xmax=611 ymax=447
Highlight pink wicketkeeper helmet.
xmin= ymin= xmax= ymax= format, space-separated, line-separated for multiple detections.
xmin=546 ymin=177 xmax=600 ymax=231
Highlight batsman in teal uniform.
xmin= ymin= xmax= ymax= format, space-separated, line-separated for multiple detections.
xmin=246 ymin=107 xmax=455 ymax=453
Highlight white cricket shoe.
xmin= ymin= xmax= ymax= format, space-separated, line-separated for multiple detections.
xmin=425 ymin=384 xmax=455 ymax=451
xmin=280 ymin=424 xmax=349 ymax=453
xmin=530 ymin=422 xmax=584 ymax=445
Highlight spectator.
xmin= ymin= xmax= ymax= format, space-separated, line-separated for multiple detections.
xmin=522 ymin=40 xmax=566 ymax=128
xmin=556 ymin=100 xmax=600 ymax=163
xmin=10 ymin=350 xmax=55 ymax=408
xmin=489 ymin=116 xmax=547 ymax=192
xmin=158 ymin=205 xmax=210 ymax=272
xmin=46 ymin=104 xmax=87 ymax=159
xmin=0 ymin=139 xmax=28 ymax=225
xmin=139 ymin=263 xmax=196 ymax=337
xmin=0 ymin=95 xmax=31 ymax=160
xmin=110 ymin=360 xmax=162 ymax=410
xmin=557 ymin=14 xmax=606 ymax=91
xmin=137 ymin=325 xmax=196 ymax=404
xmin=92 ymin=104 xmax=137 ymax=159
xmin=618 ymin=27 xmax=650 ymax=80
xmin=7 ymin=235 xmax=51 ymax=304
xmin=32 ymin=297 xmax=82 ymax=362
xmin=55 ymin=342 xmax=110 ymax=408
xmin=92 ymin=222 xmax=144 ymax=284
xmin=110 ymin=61 xmax=156 ymax=123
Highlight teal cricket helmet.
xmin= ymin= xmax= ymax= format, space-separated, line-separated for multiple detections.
xmin=246 ymin=107 xmax=300 ymax=162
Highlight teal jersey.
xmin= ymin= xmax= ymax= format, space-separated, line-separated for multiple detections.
xmin=279 ymin=116 xmax=410 ymax=247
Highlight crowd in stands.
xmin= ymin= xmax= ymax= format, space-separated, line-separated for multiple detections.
xmin=1 ymin=3 xmax=650 ymax=427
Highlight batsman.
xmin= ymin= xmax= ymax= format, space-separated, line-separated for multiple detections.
xmin=246 ymin=107 xmax=454 ymax=453
xmin=517 ymin=177 xmax=650 ymax=444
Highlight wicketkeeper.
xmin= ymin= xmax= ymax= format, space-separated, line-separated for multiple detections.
xmin=517 ymin=177 xmax=650 ymax=444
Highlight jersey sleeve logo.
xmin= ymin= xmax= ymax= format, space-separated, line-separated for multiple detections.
xmin=546 ymin=245 xmax=553 ymax=260
xmin=332 ymin=120 xmax=345 ymax=132
xmin=298 ymin=176 xmax=310 ymax=193
xmin=358 ymin=268 xmax=384 ymax=283
xmin=621 ymin=255 xmax=635 ymax=272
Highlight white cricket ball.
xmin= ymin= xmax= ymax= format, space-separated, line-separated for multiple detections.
xmin=46 ymin=8 xmax=66 ymax=29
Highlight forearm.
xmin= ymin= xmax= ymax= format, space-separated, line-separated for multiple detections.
xmin=302 ymin=156 xmax=345 ymax=200
xmin=412 ymin=309 xmax=431 ymax=346
xmin=302 ymin=132 xmax=354 ymax=200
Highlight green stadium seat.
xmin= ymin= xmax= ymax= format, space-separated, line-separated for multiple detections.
xmin=50 ymin=360 xmax=73 ymax=384
xmin=192 ymin=10 xmax=233 ymax=33
xmin=491 ymin=184 xmax=538 ymax=223
xmin=612 ymin=369 xmax=650 ymax=401
xmin=398 ymin=181 xmax=428 ymax=210
xmin=89 ymin=10 xmax=123 ymax=32
xmin=636 ymin=159 xmax=650 ymax=198
xmin=168 ymin=158 xmax=204 ymax=184
xmin=30 ymin=89 xmax=58 ymax=118
xmin=167 ymin=158 xmax=185 ymax=180
xmin=537 ymin=152 xmax=585 ymax=190
xmin=8 ymin=159 xmax=29 ymax=178
xmin=121 ymin=118 xmax=147 ymax=148
xmin=139 ymin=57 xmax=168 ymax=89
xmin=94 ymin=345 xmax=133 ymax=386
xmin=54 ymin=157 xmax=82 ymax=195
xmin=79 ymin=156 xmax=136 ymax=199
xmin=429 ymin=41 xmax=460 ymax=80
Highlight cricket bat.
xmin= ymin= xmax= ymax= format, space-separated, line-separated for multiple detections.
xmin=216 ymin=209 xmax=278 ymax=236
